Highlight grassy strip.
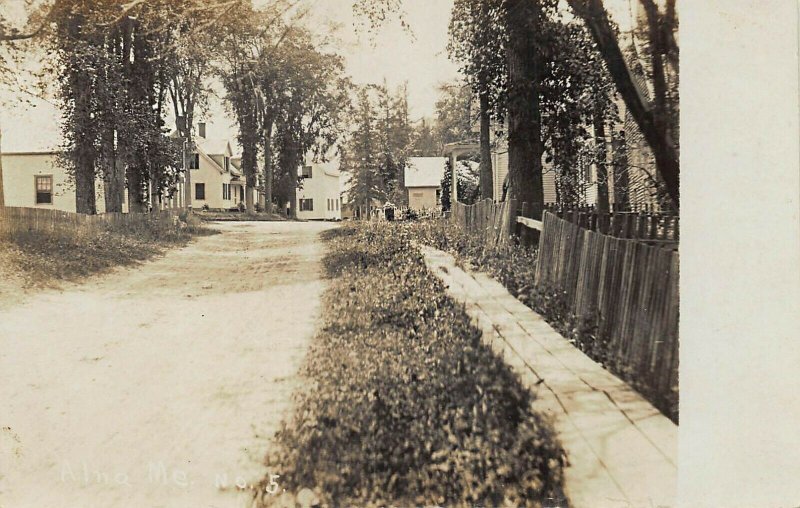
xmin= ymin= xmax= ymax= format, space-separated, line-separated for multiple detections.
xmin=258 ymin=223 xmax=566 ymax=508
xmin=0 ymin=214 xmax=215 ymax=286
xmin=406 ymin=219 xmax=678 ymax=423
xmin=196 ymin=210 xmax=286 ymax=222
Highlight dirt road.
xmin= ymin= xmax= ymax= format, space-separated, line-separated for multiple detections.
xmin=0 ymin=221 xmax=336 ymax=508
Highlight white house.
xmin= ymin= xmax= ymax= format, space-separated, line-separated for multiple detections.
xmin=0 ymin=116 xmax=252 ymax=213
xmin=489 ymin=132 xmax=557 ymax=204
xmin=404 ymin=157 xmax=447 ymax=211
xmin=295 ymin=158 xmax=342 ymax=220
xmin=186 ymin=124 xmax=245 ymax=211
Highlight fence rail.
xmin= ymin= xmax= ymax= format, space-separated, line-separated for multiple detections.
xmin=0 ymin=206 xmax=184 ymax=238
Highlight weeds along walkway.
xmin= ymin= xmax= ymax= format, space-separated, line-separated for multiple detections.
xmin=420 ymin=245 xmax=677 ymax=508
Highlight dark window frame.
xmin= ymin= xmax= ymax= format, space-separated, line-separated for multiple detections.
xmin=301 ymin=165 xmax=313 ymax=178
xmin=34 ymin=175 xmax=53 ymax=205
xmin=195 ymin=183 xmax=206 ymax=200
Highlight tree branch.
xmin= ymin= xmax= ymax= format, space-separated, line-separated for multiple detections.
xmin=566 ymin=0 xmax=679 ymax=207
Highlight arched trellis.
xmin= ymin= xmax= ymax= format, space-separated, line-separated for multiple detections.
xmin=442 ymin=141 xmax=479 ymax=205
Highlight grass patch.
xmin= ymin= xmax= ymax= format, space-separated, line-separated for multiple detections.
xmin=257 ymin=222 xmax=566 ymax=508
xmin=0 ymin=213 xmax=215 ymax=287
xmin=406 ymin=218 xmax=678 ymax=424
xmin=196 ymin=210 xmax=286 ymax=222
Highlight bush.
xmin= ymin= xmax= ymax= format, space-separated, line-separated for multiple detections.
xmin=258 ymin=223 xmax=566 ymax=508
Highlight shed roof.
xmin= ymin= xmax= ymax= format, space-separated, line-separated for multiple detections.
xmin=404 ymin=157 xmax=447 ymax=188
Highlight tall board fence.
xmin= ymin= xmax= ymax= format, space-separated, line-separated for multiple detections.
xmin=450 ymin=199 xmax=517 ymax=246
xmin=450 ymin=200 xmax=679 ymax=418
xmin=535 ymin=211 xmax=679 ymax=417
xmin=0 ymin=206 xmax=184 ymax=239
xmin=541 ymin=205 xmax=679 ymax=245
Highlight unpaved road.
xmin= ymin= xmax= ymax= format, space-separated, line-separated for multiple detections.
xmin=0 ymin=221 xmax=336 ymax=508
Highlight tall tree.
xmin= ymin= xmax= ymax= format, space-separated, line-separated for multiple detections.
xmin=504 ymin=0 xmax=546 ymax=213
xmin=566 ymin=0 xmax=679 ymax=207
xmin=267 ymin=26 xmax=349 ymax=218
xmin=341 ymin=87 xmax=384 ymax=218
xmin=449 ymin=0 xmax=506 ymax=200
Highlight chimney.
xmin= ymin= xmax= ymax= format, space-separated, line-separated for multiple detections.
xmin=198 ymin=122 xmax=206 ymax=139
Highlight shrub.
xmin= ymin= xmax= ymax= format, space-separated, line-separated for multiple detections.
xmin=257 ymin=222 xmax=566 ymax=508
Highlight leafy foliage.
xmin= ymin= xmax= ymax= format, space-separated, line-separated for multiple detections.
xmin=258 ymin=222 xmax=566 ymax=507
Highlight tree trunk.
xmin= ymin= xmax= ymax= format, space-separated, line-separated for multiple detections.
xmin=263 ymin=119 xmax=274 ymax=214
xmin=286 ymin=138 xmax=299 ymax=219
xmin=505 ymin=0 xmax=545 ymax=218
xmin=243 ymin=140 xmax=256 ymax=214
xmin=68 ymin=13 xmax=97 ymax=215
xmin=567 ymin=0 xmax=679 ymax=208
xmin=593 ymin=107 xmax=610 ymax=212
xmin=183 ymin=111 xmax=193 ymax=210
xmin=478 ymin=90 xmax=493 ymax=201
xmin=102 ymin=128 xmax=124 ymax=213
xmin=612 ymin=129 xmax=629 ymax=208
xmin=0 ymin=123 xmax=5 ymax=208
xmin=240 ymin=112 xmax=258 ymax=214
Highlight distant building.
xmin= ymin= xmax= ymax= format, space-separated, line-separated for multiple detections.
xmin=404 ymin=157 xmax=447 ymax=211
xmin=295 ymin=158 xmax=342 ymax=220
xmin=0 ymin=151 xmax=119 ymax=212
xmin=1 ymin=116 xmax=250 ymax=213
xmin=187 ymin=125 xmax=245 ymax=211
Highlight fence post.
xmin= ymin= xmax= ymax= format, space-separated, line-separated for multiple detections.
xmin=507 ymin=198 xmax=518 ymax=244
xmin=520 ymin=202 xmax=531 ymax=247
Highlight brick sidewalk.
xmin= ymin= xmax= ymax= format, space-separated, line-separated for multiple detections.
xmin=420 ymin=245 xmax=677 ymax=508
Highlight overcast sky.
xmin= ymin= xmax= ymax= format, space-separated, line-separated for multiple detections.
xmin=0 ymin=0 xmax=640 ymax=152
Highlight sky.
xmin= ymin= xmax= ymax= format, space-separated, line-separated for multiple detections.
xmin=0 ymin=0 xmax=641 ymax=153
xmin=306 ymin=0 xmax=461 ymax=121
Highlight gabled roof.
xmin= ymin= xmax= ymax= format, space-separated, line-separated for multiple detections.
xmin=404 ymin=157 xmax=447 ymax=188
xmin=196 ymin=137 xmax=232 ymax=157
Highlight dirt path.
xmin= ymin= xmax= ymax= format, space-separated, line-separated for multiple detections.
xmin=0 ymin=221 xmax=336 ymax=508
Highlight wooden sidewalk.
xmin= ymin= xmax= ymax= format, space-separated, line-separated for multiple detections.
xmin=420 ymin=246 xmax=677 ymax=508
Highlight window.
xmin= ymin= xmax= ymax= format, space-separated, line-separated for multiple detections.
xmin=223 ymin=156 xmax=230 ymax=171
xmin=222 ymin=183 xmax=230 ymax=200
xmin=35 ymin=175 xmax=53 ymax=204
xmin=189 ymin=153 xmax=200 ymax=170
xmin=301 ymin=165 xmax=313 ymax=178
xmin=195 ymin=183 xmax=205 ymax=200
xmin=299 ymin=198 xmax=313 ymax=211
xmin=239 ymin=186 xmax=244 ymax=201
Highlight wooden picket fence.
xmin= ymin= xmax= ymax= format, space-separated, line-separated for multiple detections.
xmin=450 ymin=200 xmax=679 ymax=417
xmin=543 ymin=206 xmax=679 ymax=245
xmin=450 ymin=199 xmax=516 ymax=246
xmin=534 ymin=211 xmax=679 ymax=416
xmin=0 ymin=206 xmax=184 ymax=238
